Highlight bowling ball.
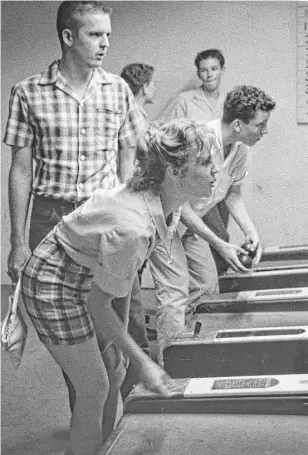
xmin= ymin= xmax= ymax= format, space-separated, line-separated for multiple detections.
xmin=238 ymin=253 xmax=253 ymax=269
xmin=241 ymin=241 xmax=257 ymax=259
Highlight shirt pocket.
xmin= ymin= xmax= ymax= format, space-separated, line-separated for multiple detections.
xmin=95 ymin=107 xmax=122 ymax=150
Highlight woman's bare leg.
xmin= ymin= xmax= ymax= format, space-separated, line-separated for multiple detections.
xmin=88 ymin=287 xmax=131 ymax=443
xmin=46 ymin=336 xmax=109 ymax=455
xmin=100 ymin=343 xmax=127 ymax=444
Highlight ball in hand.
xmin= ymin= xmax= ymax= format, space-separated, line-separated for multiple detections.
xmin=238 ymin=253 xmax=253 ymax=269
xmin=241 ymin=241 xmax=257 ymax=259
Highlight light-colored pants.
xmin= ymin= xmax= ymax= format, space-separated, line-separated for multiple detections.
xmin=149 ymin=230 xmax=218 ymax=365
xmin=182 ymin=230 xmax=219 ymax=300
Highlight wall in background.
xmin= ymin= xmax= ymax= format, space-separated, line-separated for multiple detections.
xmin=1 ymin=1 xmax=308 ymax=284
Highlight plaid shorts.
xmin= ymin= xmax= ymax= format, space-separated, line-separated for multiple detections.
xmin=21 ymin=230 xmax=95 ymax=345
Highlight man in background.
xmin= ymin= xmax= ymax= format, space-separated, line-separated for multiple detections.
xmin=165 ymin=49 xmax=230 ymax=274
xmin=121 ymin=62 xmax=155 ymax=122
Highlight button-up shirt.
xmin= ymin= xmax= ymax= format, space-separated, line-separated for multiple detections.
xmin=55 ymin=185 xmax=174 ymax=297
xmin=4 ymin=61 xmax=145 ymax=202
xmin=165 ymin=87 xmax=223 ymax=123
xmin=192 ymin=119 xmax=249 ymax=216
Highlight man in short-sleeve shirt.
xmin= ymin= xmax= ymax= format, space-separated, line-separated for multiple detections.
xmin=181 ymin=85 xmax=276 ymax=303
xmin=3 ymin=1 xmax=145 ymax=411
xmin=4 ymin=2 xmax=144 ymax=282
xmin=162 ymin=49 xmax=228 ymax=275
xmin=150 ymin=86 xmax=276 ymax=365
xmin=166 ymin=87 xmax=223 ymax=124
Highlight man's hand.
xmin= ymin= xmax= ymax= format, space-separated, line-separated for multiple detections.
xmin=245 ymin=234 xmax=262 ymax=265
xmin=215 ymin=241 xmax=252 ymax=273
xmin=7 ymin=243 xmax=31 ymax=283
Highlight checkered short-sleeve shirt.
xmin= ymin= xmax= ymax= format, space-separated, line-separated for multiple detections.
xmin=3 ymin=61 xmax=145 ymax=202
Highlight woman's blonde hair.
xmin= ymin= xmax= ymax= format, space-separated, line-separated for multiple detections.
xmin=128 ymin=118 xmax=218 ymax=193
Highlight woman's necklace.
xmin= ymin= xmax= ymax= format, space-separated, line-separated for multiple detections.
xmin=164 ymin=237 xmax=174 ymax=265
xmin=164 ymin=216 xmax=174 ymax=265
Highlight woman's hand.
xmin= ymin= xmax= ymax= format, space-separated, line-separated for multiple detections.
xmin=137 ymin=357 xmax=178 ymax=396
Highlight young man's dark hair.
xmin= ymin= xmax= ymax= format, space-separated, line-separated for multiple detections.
xmin=223 ymin=85 xmax=276 ymax=124
xmin=194 ymin=48 xmax=225 ymax=71
xmin=120 ymin=63 xmax=154 ymax=96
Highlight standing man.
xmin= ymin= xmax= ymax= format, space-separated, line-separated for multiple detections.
xmin=165 ymin=49 xmax=232 ymax=274
xmin=166 ymin=48 xmax=225 ymax=122
xmin=181 ymin=85 xmax=276 ymax=300
xmin=4 ymin=0 xmax=145 ymax=424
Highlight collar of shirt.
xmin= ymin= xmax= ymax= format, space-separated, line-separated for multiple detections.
xmin=192 ymin=87 xmax=223 ymax=109
xmin=39 ymin=60 xmax=113 ymax=85
xmin=38 ymin=60 xmax=114 ymax=101
xmin=208 ymin=118 xmax=242 ymax=167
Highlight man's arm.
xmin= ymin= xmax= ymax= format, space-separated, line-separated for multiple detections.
xmin=117 ymin=83 xmax=146 ymax=183
xmin=118 ymin=145 xmax=136 ymax=183
xmin=180 ymin=202 xmax=250 ymax=272
xmin=225 ymin=185 xmax=262 ymax=263
xmin=7 ymin=145 xmax=33 ymax=282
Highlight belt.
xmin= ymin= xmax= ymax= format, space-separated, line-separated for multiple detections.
xmin=33 ymin=195 xmax=85 ymax=211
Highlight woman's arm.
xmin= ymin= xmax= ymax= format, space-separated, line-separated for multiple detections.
xmin=87 ymin=283 xmax=172 ymax=394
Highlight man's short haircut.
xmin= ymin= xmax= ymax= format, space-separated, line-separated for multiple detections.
xmin=194 ymin=49 xmax=225 ymax=71
xmin=120 ymin=63 xmax=154 ymax=96
xmin=222 ymin=85 xmax=276 ymax=124
xmin=57 ymin=1 xmax=112 ymax=48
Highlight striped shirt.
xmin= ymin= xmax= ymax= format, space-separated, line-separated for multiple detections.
xmin=3 ymin=61 xmax=145 ymax=202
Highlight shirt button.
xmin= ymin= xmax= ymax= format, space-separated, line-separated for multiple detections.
xmin=81 ymin=128 xmax=86 ymax=135
xmin=79 ymin=183 xmax=84 ymax=188
xmin=80 ymin=155 xmax=86 ymax=161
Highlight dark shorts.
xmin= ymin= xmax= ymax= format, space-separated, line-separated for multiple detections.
xmin=21 ymin=230 xmax=95 ymax=345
